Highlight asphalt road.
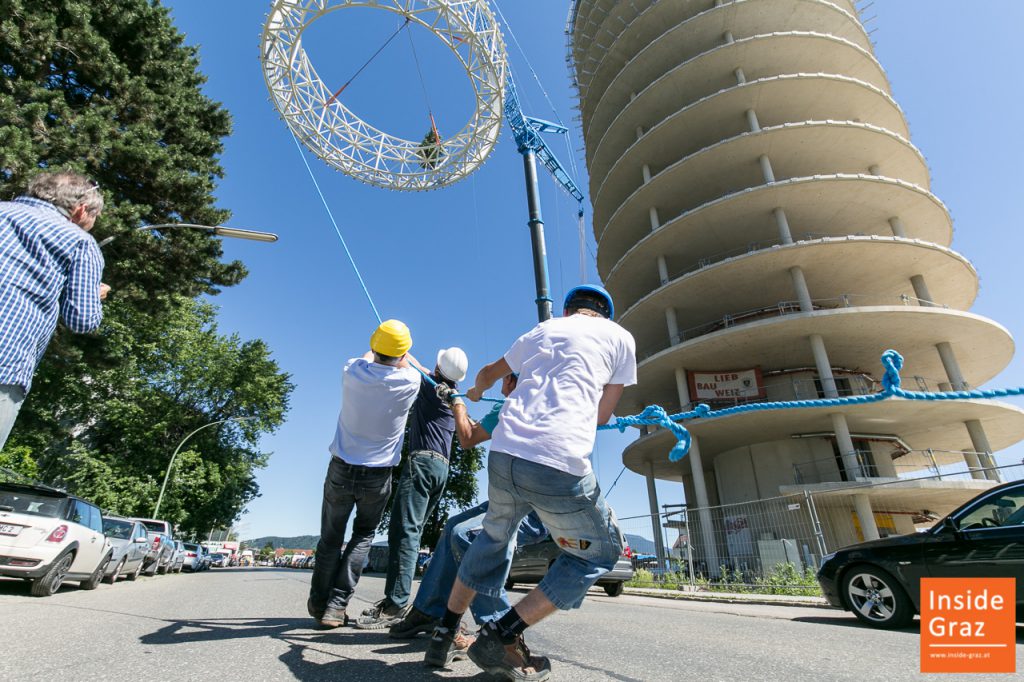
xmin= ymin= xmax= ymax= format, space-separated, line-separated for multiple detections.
xmin=1 ymin=568 xmax=1021 ymax=681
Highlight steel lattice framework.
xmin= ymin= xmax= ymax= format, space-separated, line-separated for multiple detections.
xmin=261 ymin=0 xmax=507 ymax=191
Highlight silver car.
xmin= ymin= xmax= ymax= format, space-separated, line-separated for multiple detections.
xmin=101 ymin=517 xmax=149 ymax=583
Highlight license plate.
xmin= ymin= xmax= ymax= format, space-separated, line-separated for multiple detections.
xmin=0 ymin=523 xmax=22 ymax=536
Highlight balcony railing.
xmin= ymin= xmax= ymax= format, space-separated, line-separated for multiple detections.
xmin=791 ymin=449 xmax=998 ymax=485
xmin=637 ymin=293 xmax=949 ymax=361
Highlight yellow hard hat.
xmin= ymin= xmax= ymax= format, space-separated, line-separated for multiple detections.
xmin=370 ymin=319 xmax=413 ymax=357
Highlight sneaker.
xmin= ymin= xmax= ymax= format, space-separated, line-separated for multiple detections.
xmin=389 ymin=607 xmax=437 ymax=639
xmin=467 ymin=623 xmax=551 ymax=681
xmin=424 ymin=625 xmax=475 ymax=667
xmin=319 ymin=606 xmax=347 ymax=629
xmin=355 ymin=599 xmax=409 ymax=629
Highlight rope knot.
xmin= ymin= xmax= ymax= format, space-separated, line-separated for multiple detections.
xmin=880 ymin=349 xmax=904 ymax=393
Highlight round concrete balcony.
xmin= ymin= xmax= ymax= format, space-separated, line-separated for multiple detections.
xmin=580 ymin=0 xmax=871 ymax=126
xmin=613 ymin=237 xmax=978 ymax=338
xmin=625 ymin=307 xmax=1014 ymax=412
xmin=587 ymin=30 xmax=887 ymax=153
xmin=598 ymin=173 xmax=952 ymax=279
xmin=593 ymin=120 xmax=927 ymax=232
xmin=589 ymin=73 xmax=909 ymax=199
xmin=622 ymin=399 xmax=1024 ymax=480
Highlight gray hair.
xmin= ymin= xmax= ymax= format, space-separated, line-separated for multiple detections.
xmin=25 ymin=171 xmax=104 ymax=216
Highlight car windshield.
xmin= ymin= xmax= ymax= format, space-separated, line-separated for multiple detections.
xmin=103 ymin=519 xmax=134 ymax=539
xmin=0 ymin=488 xmax=64 ymax=517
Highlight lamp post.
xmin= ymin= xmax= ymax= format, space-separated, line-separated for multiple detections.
xmin=152 ymin=416 xmax=258 ymax=519
xmin=98 ymin=223 xmax=279 ymax=248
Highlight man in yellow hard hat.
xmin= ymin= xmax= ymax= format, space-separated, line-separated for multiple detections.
xmin=307 ymin=319 xmax=424 ymax=628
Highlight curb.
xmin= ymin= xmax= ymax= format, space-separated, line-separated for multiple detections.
xmin=623 ymin=587 xmax=837 ymax=610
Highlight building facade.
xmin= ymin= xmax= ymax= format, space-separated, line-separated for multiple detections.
xmin=566 ymin=0 xmax=1024 ymax=570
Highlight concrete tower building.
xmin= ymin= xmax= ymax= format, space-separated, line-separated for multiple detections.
xmin=567 ymin=0 xmax=1024 ymax=563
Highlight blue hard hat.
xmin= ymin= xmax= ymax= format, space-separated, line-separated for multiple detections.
xmin=563 ymin=284 xmax=615 ymax=320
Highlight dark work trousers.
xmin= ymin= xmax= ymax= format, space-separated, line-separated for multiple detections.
xmin=309 ymin=457 xmax=392 ymax=611
xmin=383 ymin=451 xmax=449 ymax=607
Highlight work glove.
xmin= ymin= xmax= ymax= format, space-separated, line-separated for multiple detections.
xmin=435 ymin=383 xmax=464 ymax=408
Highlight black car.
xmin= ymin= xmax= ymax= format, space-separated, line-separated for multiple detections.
xmin=817 ymin=479 xmax=1024 ymax=628
xmin=505 ymin=536 xmax=634 ymax=597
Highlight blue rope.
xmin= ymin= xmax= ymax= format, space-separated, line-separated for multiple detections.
xmin=598 ymin=349 xmax=1024 ymax=463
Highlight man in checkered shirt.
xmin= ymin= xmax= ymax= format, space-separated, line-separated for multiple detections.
xmin=0 ymin=171 xmax=109 ymax=449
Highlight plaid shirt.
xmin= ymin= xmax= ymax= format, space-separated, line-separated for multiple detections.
xmin=0 ymin=197 xmax=105 ymax=392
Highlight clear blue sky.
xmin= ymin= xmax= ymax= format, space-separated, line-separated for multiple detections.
xmin=161 ymin=0 xmax=1024 ymax=540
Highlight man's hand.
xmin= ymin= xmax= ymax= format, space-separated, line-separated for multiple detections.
xmin=99 ymin=283 xmax=111 ymax=301
xmin=466 ymin=386 xmax=484 ymax=402
xmin=435 ymin=383 xmax=457 ymax=405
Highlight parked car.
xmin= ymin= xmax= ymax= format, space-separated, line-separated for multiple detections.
xmin=817 ymin=478 xmax=1024 ymax=629
xmin=199 ymin=545 xmax=212 ymax=570
xmin=505 ymin=536 xmax=635 ymax=597
xmin=169 ymin=540 xmax=185 ymax=573
xmin=101 ymin=516 xmax=149 ymax=583
xmin=0 ymin=482 xmax=112 ymax=596
xmin=131 ymin=518 xmax=175 ymax=576
xmin=209 ymin=553 xmax=227 ymax=568
xmin=180 ymin=542 xmax=204 ymax=571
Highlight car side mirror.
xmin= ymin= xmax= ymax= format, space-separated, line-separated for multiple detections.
xmin=940 ymin=517 xmax=961 ymax=535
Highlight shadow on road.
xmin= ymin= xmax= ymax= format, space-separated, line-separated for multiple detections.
xmin=792 ymin=615 xmax=1024 ymax=643
xmin=140 ymin=617 xmax=491 ymax=680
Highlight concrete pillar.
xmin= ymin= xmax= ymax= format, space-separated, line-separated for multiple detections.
xmin=910 ymin=275 xmax=935 ymax=307
xmin=635 ymin=125 xmax=645 ymax=142
xmin=965 ymin=419 xmax=1000 ymax=482
xmin=868 ymin=164 xmax=881 ymax=176
xmin=810 ymin=334 xmax=839 ymax=398
xmin=675 ymin=368 xmax=691 ymax=412
xmin=665 ymin=307 xmax=679 ymax=344
xmin=789 ymin=266 xmax=813 ymax=312
xmin=936 ymin=342 xmax=967 ymax=390
xmin=723 ymin=31 xmax=734 ymax=44
xmin=656 ymin=254 xmax=669 ymax=284
xmin=647 ymin=463 xmax=668 ymax=571
xmin=734 ymin=67 xmax=746 ymax=85
xmin=873 ymin=449 xmax=898 ymax=478
xmin=854 ymin=494 xmax=880 ymax=541
xmin=673 ymin=368 xmax=720 ymax=573
xmin=888 ymin=217 xmax=907 ymax=238
xmin=642 ymin=164 xmax=652 ymax=184
xmin=649 ymin=207 xmax=660 ymax=232
xmin=759 ymin=155 xmax=775 ymax=183
xmin=831 ymin=412 xmax=862 ymax=478
xmin=746 ymin=109 xmax=760 ymax=133
xmin=773 ymin=207 xmax=793 ymax=244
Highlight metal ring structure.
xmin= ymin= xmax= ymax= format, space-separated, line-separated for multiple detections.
xmin=261 ymin=0 xmax=507 ymax=191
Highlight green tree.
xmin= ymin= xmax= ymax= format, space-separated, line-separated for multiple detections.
xmin=0 ymin=1 xmax=291 ymax=533
xmin=377 ymin=429 xmax=485 ymax=551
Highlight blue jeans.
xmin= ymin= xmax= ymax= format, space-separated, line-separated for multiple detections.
xmin=384 ymin=451 xmax=449 ymax=607
xmin=414 ymin=501 xmax=548 ymax=624
xmin=457 ymin=451 xmax=622 ymax=610
xmin=0 ymin=384 xmax=25 ymax=451
xmin=309 ymin=457 xmax=392 ymax=611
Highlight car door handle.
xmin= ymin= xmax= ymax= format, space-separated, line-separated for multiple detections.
xmin=91 ymin=537 xmax=97 ymax=543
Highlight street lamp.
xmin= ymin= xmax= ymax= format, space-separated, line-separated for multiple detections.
xmin=152 ymin=416 xmax=259 ymax=519
xmin=98 ymin=223 xmax=279 ymax=248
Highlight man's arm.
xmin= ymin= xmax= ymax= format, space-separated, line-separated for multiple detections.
xmin=597 ymin=384 xmax=625 ymax=425
xmin=452 ymin=403 xmax=492 ymax=449
xmin=60 ymin=241 xmax=105 ymax=333
xmin=466 ymin=357 xmax=512 ymax=402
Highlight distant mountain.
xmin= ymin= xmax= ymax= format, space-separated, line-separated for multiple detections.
xmin=244 ymin=535 xmax=319 ymax=550
xmin=623 ymin=533 xmax=656 ymax=555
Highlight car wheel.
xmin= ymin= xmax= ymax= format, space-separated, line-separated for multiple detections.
xmin=603 ymin=582 xmax=625 ymax=597
xmin=127 ymin=560 xmax=143 ymax=581
xmin=80 ymin=552 xmax=109 ymax=589
xmin=104 ymin=557 xmax=126 ymax=585
xmin=843 ymin=566 xmax=914 ymax=629
xmin=31 ymin=552 xmax=74 ymax=597
xmin=145 ymin=560 xmax=159 ymax=576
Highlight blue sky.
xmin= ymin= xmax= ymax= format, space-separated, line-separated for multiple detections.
xmin=161 ymin=0 xmax=1024 ymax=540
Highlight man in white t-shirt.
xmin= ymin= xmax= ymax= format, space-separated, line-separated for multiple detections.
xmin=308 ymin=319 xmax=423 ymax=628
xmin=425 ymin=285 xmax=636 ymax=681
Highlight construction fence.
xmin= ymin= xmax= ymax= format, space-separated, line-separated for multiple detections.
xmin=614 ymin=462 xmax=1024 ymax=595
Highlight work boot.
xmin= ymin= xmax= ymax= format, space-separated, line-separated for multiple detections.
xmin=319 ymin=606 xmax=347 ymax=628
xmin=424 ymin=625 xmax=475 ymax=667
xmin=355 ymin=598 xmax=409 ymax=629
xmin=389 ymin=606 xmax=437 ymax=639
xmin=467 ymin=622 xmax=551 ymax=681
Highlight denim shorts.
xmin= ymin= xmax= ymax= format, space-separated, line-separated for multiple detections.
xmin=457 ymin=450 xmax=622 ymax=610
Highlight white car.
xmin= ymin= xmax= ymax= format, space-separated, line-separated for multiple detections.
xmin=0 ymin=482 xmax=112 ymax=596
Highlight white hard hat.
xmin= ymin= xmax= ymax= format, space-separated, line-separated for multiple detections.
xmin=436 ymin=347 xmax=469 ymax=383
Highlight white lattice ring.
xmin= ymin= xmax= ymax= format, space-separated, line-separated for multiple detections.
xmin=261 ymin=0 xmax=507 ymax=191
